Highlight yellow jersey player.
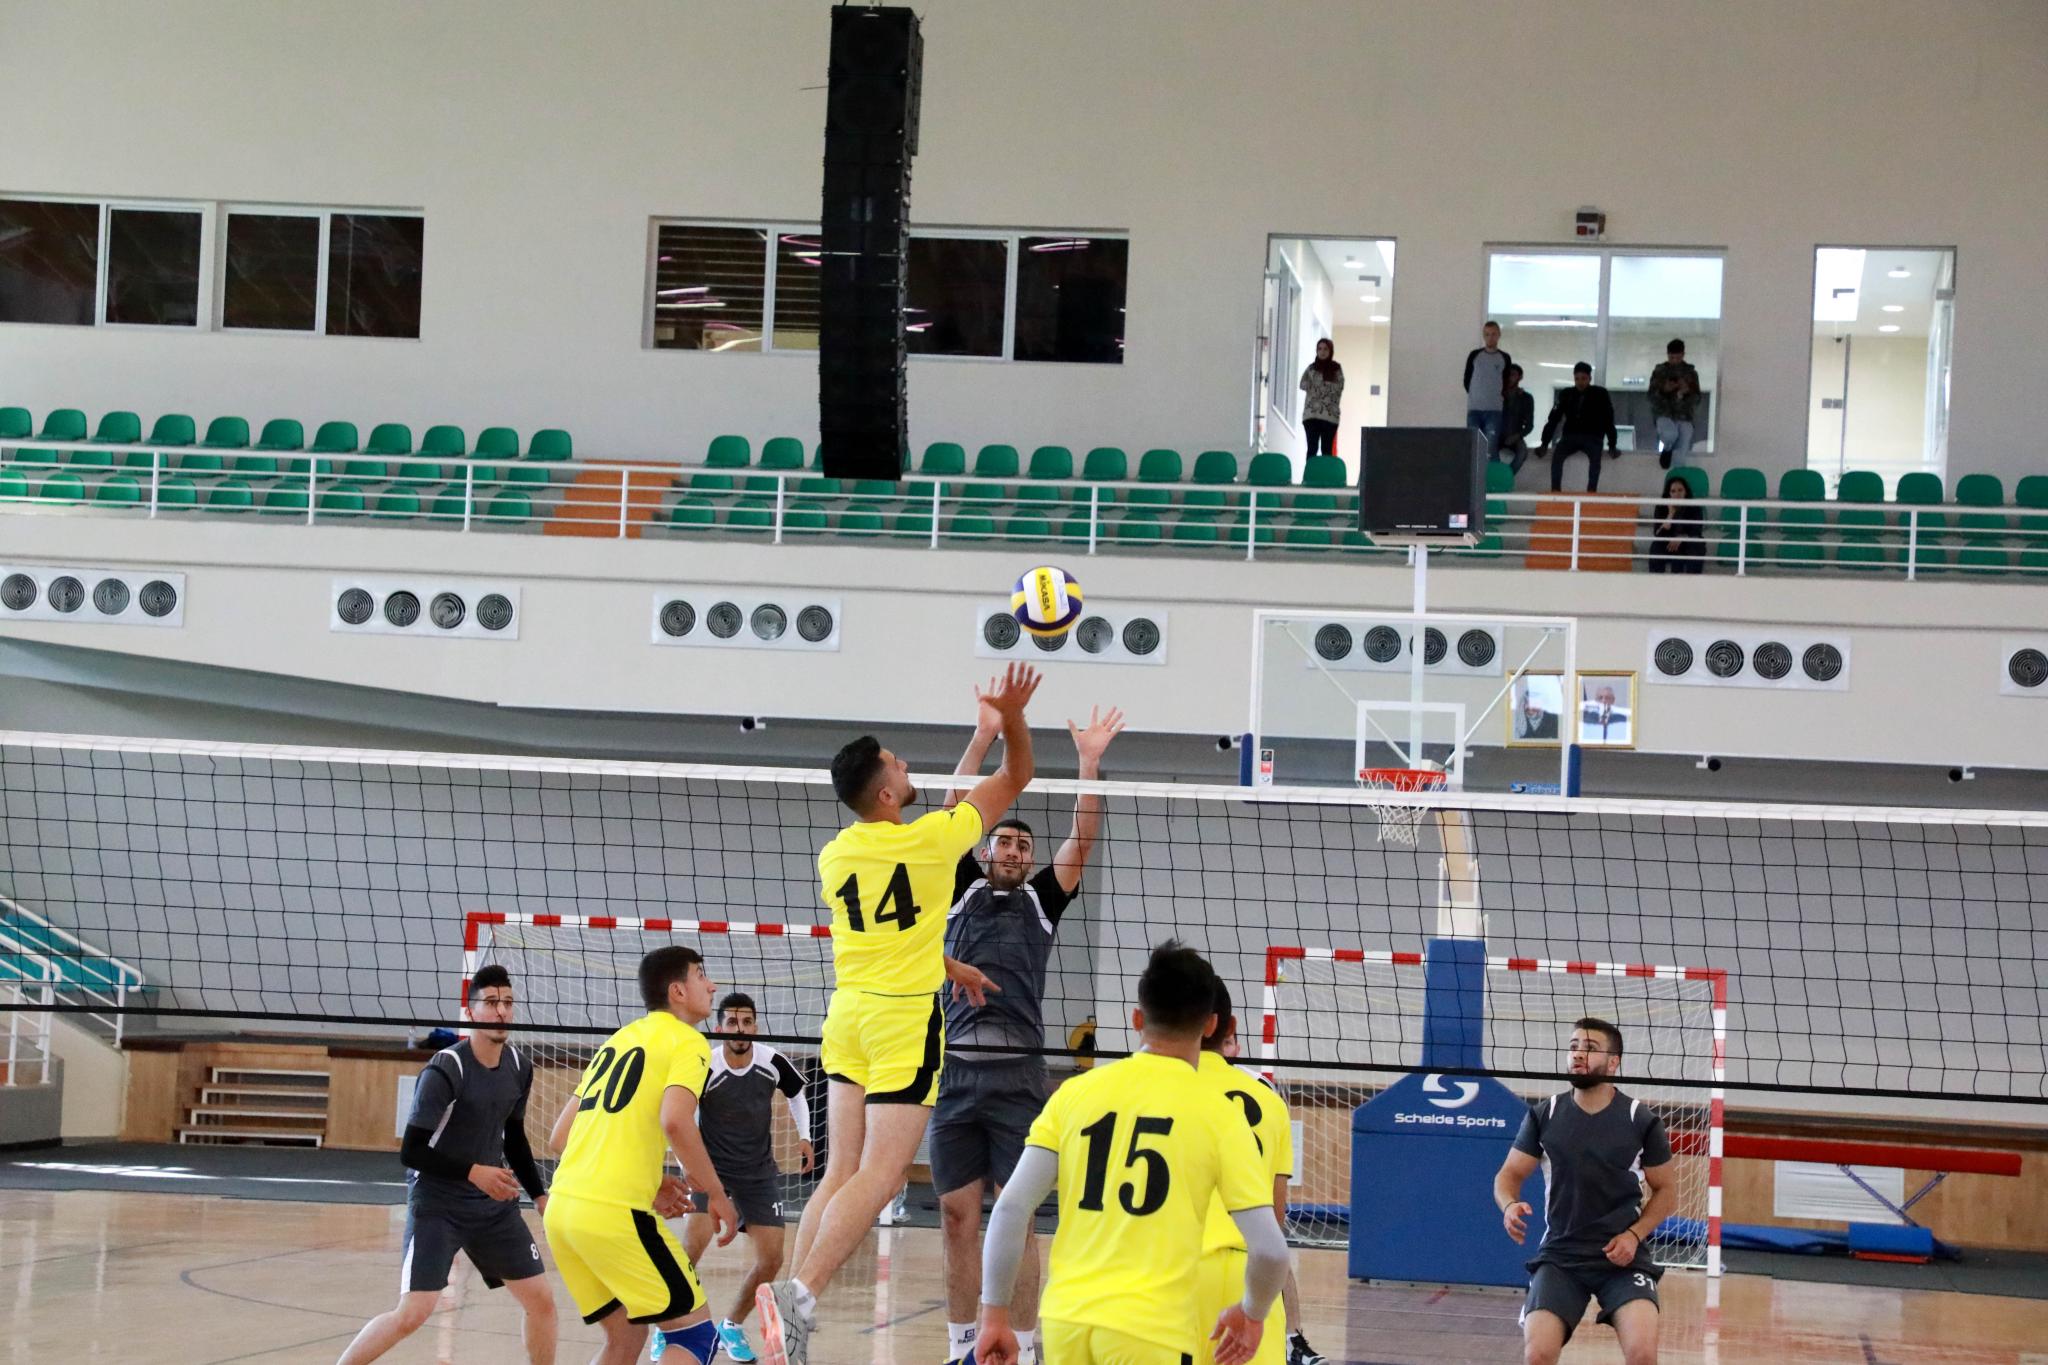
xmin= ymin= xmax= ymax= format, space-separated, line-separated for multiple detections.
xmin=545 ymin=947 xmax=739 ymax=1365
xmin=1195 ymin=980 xmax=1293 ymax=1365
xmin=758 ymin=661 xmax=1041 ymax=1365
xmin=976 ymin=942 xmax=1289 ymax=1365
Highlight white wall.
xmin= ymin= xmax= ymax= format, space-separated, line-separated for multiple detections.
xmin=2 ymin=0 xmax=2043 ymax=480
xmin=1331 ymin=323 xmax=1389 ymax=471
xmin=1808 ymin=333 xmax=1934 ymax=484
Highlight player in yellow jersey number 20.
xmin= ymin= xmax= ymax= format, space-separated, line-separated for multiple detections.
xmin=756 ymin=662 xmax=1043 ymax=1365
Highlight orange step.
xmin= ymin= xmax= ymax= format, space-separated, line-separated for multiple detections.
xmin=542 ymin=462 xmax=679 ymax=539
xmin=1524 ymin=494 xmax=1640 ymax=572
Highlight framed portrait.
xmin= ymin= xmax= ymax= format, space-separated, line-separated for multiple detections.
xmin=1505 ymin=671 xmax=1566 ymax=747
xmin=1576 ymin=671 xmax=1637 ymax=749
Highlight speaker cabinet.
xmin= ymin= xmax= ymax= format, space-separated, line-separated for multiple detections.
xmin=1358 ymin=427 xmax=1487 ymax=543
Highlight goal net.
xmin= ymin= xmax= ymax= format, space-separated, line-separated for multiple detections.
xmin=1264 ymin=946 xmax=1723 ymax=1271
xmin=466 ymin=912 xmax=833 ymax=1213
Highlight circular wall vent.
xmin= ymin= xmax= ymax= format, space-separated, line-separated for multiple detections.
xmin=139 ymin=580 xmax=179 ymax=618
xmin=1314 ymin=624 xmax=1353 ymax=661
xmin=1653 ymin=637 xmax=1694 ymax=676
xmin=93 ymin=578 xmax=130 ymax=615
xmin=1753 ymin=641 xmax=1792 ymax=680
xmin=383 ymin=590 xmax=421 ymax=628
xmin=47 ymin=576 xmax=84 ymax=613
xmin=477 ymin=594 xmax=514 ymax=631
xmin=1075 ymin=616 xmax=1114 ymax=654
xmin=2008 ymin=647 xmax=2047 ymax=690
xmin=1363 ymin=625 xmax=1402 ymax=663
xmin=1703 ymin=639 xmax=1745 ymax=678
xmin=750 ymin=604 xmax=788 ymax=641
xmin=336 ymin=588 xmax=374 ymax=625
xmin=430 ymin=592 xmax=467 ymax=630
xmin=659 ymin=600 xmax=696 ymax=638
xmin=1803 ymin=643 xmax=1844 ymax=682
xmin=1122 ymin=618 xmax=1161 ymax=656
xmin=1457 ymin=629 xmax=1497 ymax=668
xmin=706 ymin=602 xmax=743 ymax=638
xmin=797 ymin=605 xmax=835 ymax=642
xmin=982 ymin=613 xmax=1021 ymax=650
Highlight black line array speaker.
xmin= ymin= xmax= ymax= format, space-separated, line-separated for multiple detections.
xmin=820 ymin=5 xmax=922 ymax=481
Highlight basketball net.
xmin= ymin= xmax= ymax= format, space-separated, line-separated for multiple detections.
xmin=1358 ymin=765 xmax=1448 ymax=846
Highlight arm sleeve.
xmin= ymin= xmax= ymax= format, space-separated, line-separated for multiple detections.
xmin=982 ymin=1145 xmax=1059 ymax=1308
xmin=1215 ymin=1100 xmax=1272 ymax=1213
xmin=405 ymin=1054 xmax=457 ymax=1133
xmin=401 ymin=1124 xmax=473 ymax=1181
xmin=1511 ymin=1102 xmax=1544 ymax=1159
xmin=1029 ymin=866 xmax=1075 ymax=925
xmin=1299 ymin=368 xmax=1311 ymax=392
xmin=922 ymin=802 xmax=986 ymax=860
xmin=1331 ymin=370 xmax=1345 ymax=398
xmin=772 ymin=1052 xmax=812 ymax=1137
xmin=1540 ymin=401 xmax=1562 ymax=445
xmin=503 ymin=1118 xmax=546 ymax=1200
xmin=667 ymin=1038 xmax=711 ymax=1098
xmin=1228 ymin=1206 xmax=1289 ymax=1319
xmin=1462 ymin=350 xmax=1476 ymax=395
xmin=1602 ymin=392 xmax=1619 ymax=445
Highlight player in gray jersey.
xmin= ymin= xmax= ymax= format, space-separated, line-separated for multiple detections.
xmin=1493 ymin=1017 xmax=1678 ymax=1365
xmin=673 ymin=993 xmax=815 ymax=1363
xmin=934 ymin=693 xmax=1123 ymax=1365
xmin=336 ymin=964 xmax=556 ymax=1365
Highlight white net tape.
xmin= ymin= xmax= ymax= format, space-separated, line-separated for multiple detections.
xmin=1264 ymin=948 xmax=1721 ymax=1270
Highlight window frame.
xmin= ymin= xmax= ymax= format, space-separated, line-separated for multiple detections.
xmin=97 ymin=198 xmax=211 ymax=331
xmin=645 ymin=217 xmax=1127 ymax=365
xmin=1482 ymin=242 xmax=1727 ymax=452
xmin=216 ymin=204 xmax=423 ymax=340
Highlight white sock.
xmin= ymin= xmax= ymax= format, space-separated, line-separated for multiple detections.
xmin=947 ymin=1320 xmax=978 ymax=1360
xmin=1016 ymin=1327 xmax=1036 ymax=1365
xmin=791 ymin=1277 xmax=818 ymax=1322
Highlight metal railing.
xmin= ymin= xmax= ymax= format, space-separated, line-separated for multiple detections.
xmin=1 ymin=930 xmax=56 ymax=1086
xmin=4 ymin=437 xmax=2044 ymax=580
xmin=0 ymin=892 xmax=141 ymax=1045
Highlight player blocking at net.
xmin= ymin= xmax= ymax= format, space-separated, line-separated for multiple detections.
xmin=976 ymin=941 xmax=1289 ymax=1365
xmin=336 ymin=964 xmax=556 ymax=1365
xmin=544 ymin=947 xmax=740 ymax=1365
xmin=1493 ymin=1018 xmax=1678 ymax=1365
xmin=756 ymin=661 xmax=1042 ymax=1365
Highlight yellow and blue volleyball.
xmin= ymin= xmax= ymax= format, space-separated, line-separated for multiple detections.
xmin=1011 ymin=565 xmax=1083 ymax=638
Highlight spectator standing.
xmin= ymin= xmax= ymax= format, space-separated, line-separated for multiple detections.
xmin=1648 ymin=340 xmax=1701 ymax=470
xmin=1299 ymin=339 xmax=1344 ymax=461
xmin=1463 ymin=322 xmax=1511 ymax=459
xmin=1539 ymin=363 xmax=1618 ymax=493
xmin=1498 ymin=364 xmax=1536 ymax=475
xmin=1647 ymin=474 xmax=1705 ymax=574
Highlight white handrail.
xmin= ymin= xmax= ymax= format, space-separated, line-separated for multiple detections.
xmin=0 ymin=892 xmax=144 ymax=988
xmin=0 ymin=928 xmax=58 ymax=1086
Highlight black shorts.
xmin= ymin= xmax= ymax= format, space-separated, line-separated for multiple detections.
xmin=693 ymin=1170 xmax=784 ymax=1231
xmin=1520 ymin=1257 xmax=1661 ymax=1343
xmin=928 ymin=1059 xmax=1049 ymax=1196
xmin=402 ymin=1197 xmax=542 ymax=1293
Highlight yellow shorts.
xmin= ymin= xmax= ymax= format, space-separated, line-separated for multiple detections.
xmin=819 ymin=989 xmax=944 ymax=1105
xmin=1041 ymin=1320 xmax=1193 ymax=1365
xmin=1194 ymin=1249 xmax=1283 ymax=1365
xmin=542 ymin=1193 xmax=705 ymax=1326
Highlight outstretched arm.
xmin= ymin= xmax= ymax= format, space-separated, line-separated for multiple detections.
xmin=1053 ymin=705 xmax=1124 ymax=894
xmin=945 ymin=677 xmax=1004 ymax=809
xmin=960 ymin=663 xmax=1041 ymax=830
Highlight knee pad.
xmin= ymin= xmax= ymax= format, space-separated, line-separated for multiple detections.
xmin=657 ymin=1319 xmax=719 ymax=1365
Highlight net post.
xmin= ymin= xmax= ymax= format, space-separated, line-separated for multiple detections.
xmin=1421 ymin=938 xmax=1486 ymax=1072
xmin=1260 ymin=946 xmax=1291 ymax=1084
xmin=1708 ymin=967 xmax=1728 ymax=1277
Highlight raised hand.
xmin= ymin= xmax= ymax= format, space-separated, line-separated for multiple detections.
xmin=1067 ymin=705 xmax=1126 ymax=767
xmin=984 ymin=662 xmax=1041 ymax=722
xmin=972 ymin=675 xmax=1003 ymax=737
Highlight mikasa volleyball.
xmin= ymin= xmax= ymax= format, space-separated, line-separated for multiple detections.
xmin=1011 ymin=565 xmax=1083 ymax=638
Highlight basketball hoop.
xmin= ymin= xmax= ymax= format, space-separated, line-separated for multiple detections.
xmin=1357 ymin=766 xmax=1447 ymax=846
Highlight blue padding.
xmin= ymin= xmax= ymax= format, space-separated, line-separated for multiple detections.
xmin=1722 ymin=1222 xmax=1845 ymax=1254
xmin=1849 ymin=1223 xmax=1935 ymax=1260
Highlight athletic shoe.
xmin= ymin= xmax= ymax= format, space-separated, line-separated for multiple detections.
xmin=717 ymin=1319 xmax=759 ymax=1363
xmin=1287 ymin=1331 xmax=1328 ymax=1365
xmin=755 ymin=1281 xmax=811 ymax=1365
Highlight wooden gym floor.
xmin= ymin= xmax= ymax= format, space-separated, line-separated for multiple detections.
xmin=4 ymin=1189 xmax=2046 ymax=1364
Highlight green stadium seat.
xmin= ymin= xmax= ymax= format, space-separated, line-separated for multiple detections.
xmin=1834 ymin=535 xmax=1892 ymax=570
xmin=398 ymin=460 xmax=446 ymax=486
xmin=255 ymin=419 xmax=305 ymax=451
xmin=476 ymin=426 xmax=521 ymax=459
xmin=1127 ymin=449 xmax=1183 ymax=510
xmin=1113 ymin=511 xmax=1165 ymax=545
xmin=209 ymin=480 xmax=255 ymax=511
xmin=146 ymin=414 xmax=196 ymax=448
xmin=1485 ymin=461 xmax=1518 ymax=495
xmin=37 ymin=409 xmax=87 ymax=442
xmin=421 ymin=425 xmax=467 ymax=458
xmin=264 ymin=486 xmax=309 ymax=515
xmin=1894 ymin=471 xmax=1947 ymax=537
xmin=1835 ymin=470 xmax=1887 ymax=532
xmin=1002 ymin=514 xmax=1054 ymax=543
xmin=311 ymin=421 xmax=359 ymax=454
xmin=15 ymin=446 xmax=62 ymax=466
xmin=374 ymin=490 xmax=421 ymax=519
xmin=746 ymin=437 xmax=807 ymax=494
xmin=2014 ymin=475 xmax=2048 ymax=534
xmin=0 ymin=470 xmax=28 ymax=501
xmin=1056 ymin=508 xmax=1103 ymax=544
xmin=1777 ymin=468 xmax=1827 ymax=532
xmin=505 ymin=462 xmax=553 ymax=487
xmin=201 ymin=416 xmax=250 ymax=449
xmin=67 ymin=449 xmax=115 ymax=469
xmin=1715 ymin=467 xmax=1767 ymax=562
xmin=1668 ymin=465 xmax=1708 ymax=499
xmin=1080 ymin=447 xmax=1128 ymax=506
xmin=1955 ymin=473 xmax=2007 ymax=535
xmin=892 ymin=509 xmax=935 ymax=541
xmin=974 ymin=444 xmax=1021 ymax=478
xmin=1226 ymin=514 xmax=1278 ymax=547
xmin=123 ymin=446 xmax=171 ymax=470
xmin=919 ymin=442 xmax=967 ymax=477
xmin=1292 ymin=455 xmax=1348 ymax=522
xmin=36 ymin=472 xmax=85 ymax=502
xmin=365 ymin=424 xmax=413 ymax=460
xmin=667 ymin=498 xmax=717 ymax=530
xmin=431 ymin=486 xmax=474 ymax=521
xmin=690 ymin=434 xmax=750 ymax=494
xmin=487 ymin=490 xmax=533 ymax=524
xmin=528 ymin=429 xmax=573 ymax=461
xmin=1027 ymin=445 xmax=1074 ymax=480
xmin=1284 ymin=523 xmax=1335 ymax=550
xmin=844 ymin=479 xmax=902 ymax=515
xmin=95 ymin=475 xmax=142 ymax=505
xmin=0 ymin=407 xmax=31 ymax=440
xmin=1171 ymin=517 xmax=1222 ymax=545
xmin=782 ymin=498 xmax=833 ymax=535
xmin=341 ymin=457 xmax=389 ymax=480
xmin=726 ymin=497 xmax=775 ymax=532
xmin=836 ymin=507 xmax=884 ymax=537
xmin=90 ymin=411 xmax=141 ymax=444
xmin=231 ymin=453 xmax=279 ymax=476
xmin=1242 ymin=451 xmax=1294 ymax=522
xmin=1183 ymin=450 xmax=1239 ymax=517
xmin=1017 ymin=446 xmax=1072 ymax=509
xmin=180 ymin=452 xmax=226 ymax=474
xmin=2021 ymin=546 xmax=2048 ymax=578
xmin=951 ymin=512 xmax=998 ymax=542
xmin=1773 ymin=538 xmax=1826 ymax=567
xmin=318 ymin=484 xmax=368 ymax=517
xmin=156 ymin=477 xmax=198 ymax=509
xmin=1957 ymin=538 xmax=2010 ymax=574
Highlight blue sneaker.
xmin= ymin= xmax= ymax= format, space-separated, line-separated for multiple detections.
xmin=716 ymin=1319 xmax=758 ymax=1362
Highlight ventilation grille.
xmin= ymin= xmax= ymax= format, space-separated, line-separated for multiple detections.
xmin=1645 ymin=625 xmax=1850 ymax=691
xmin=2000 ymin=639 xmax=2048 ymax=697
xmin=651 ymin=591 xmax=840 ymax=650
xmin=975 ymin=603 xmax=1168 ymax=665
xmin=1300 ymin=621 xmax=1503 ymax=677
xmin=0 ymin=565 xmax=184 ymax=627
xmin=331 ymin=578 xmax=519 ymax=640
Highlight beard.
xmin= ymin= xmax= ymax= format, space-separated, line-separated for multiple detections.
xmin=1568 ymin=1071 xmax=1607 ymax=1090
xmin=987 ymin=867 xmax=1030 ymax=890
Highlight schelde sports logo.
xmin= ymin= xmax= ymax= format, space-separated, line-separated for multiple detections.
xmin=1424 ymin=1073 xmax=1480 ymax=1109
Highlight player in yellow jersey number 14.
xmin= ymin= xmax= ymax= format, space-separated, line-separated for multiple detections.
xmin=756 ymin=662 xmax=1043 ymax=1365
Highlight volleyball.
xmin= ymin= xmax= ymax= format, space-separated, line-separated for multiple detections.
xmin=1011 ymin=565 xmax=1084 ymax=638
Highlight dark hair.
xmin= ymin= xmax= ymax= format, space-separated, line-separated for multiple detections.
xmin=1663 ymin=475 xmax=1691 ymax=498
xmin=1666 ymin=338 xmax=1686 ymax=354
xmin=831 ymin=736 xmax=886 ymax=813
xmin=639 ymin=946 xmax=704 ymax=1012
xmin=1202 ymin=976 xmax=1236 ymax=1052
xmin=1573 ymin=361 xmax=1592 ymax=375
xmin=1310 ymin=337 xmax=1341 ymax=382
xmin=1137 ymin=939 xmax=1219 ymax=1038
xmin=1504 ymin=363 xmax=1523 ymax=382
xmin=470 ymin=963 xmax=512 ymax=997
xmin=990 ymin=817 xmax=1035 ymax=842
xmin=718 ymin=992 xmax=757 ymax=1019
xmin=1483 ymin=320 xmax=1500 ymax=331
xmin=1574 ymin=1016 xmax=1623 ymax=1057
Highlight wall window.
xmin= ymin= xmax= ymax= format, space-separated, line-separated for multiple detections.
xmin=326 ymin=213 xmax=425 ymax=338
xmin=0 ymin=198 xmax=101 ymax=325
xmin=1805 ymin=246 xmax=1955 ymax=493
xmin=217 ymin=206 xmax=423 ymax=337
xmin=222 ymin=212 xmax=322 ymax=331
xmin=1257 ymin=236 xmax=1395 ymax=463
xmin=1485 ymin=247 xmax=1723 ymax=452
xmin=648 ymin=220 xmax=1125 ymax=363
xmin=105 ymin=207 xmax=203 ymax=327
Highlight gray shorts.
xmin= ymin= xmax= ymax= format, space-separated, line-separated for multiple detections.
xmin=402 ymin=1197 xmax=542 ymax=1293
xmin=1521 ymin=1257 xmax=1660 ymax=1343
xmin=928 ymin=1059 xmax=1049 ymax=1196
xmin=693 ymin=1170 xmax=783 ymax=1230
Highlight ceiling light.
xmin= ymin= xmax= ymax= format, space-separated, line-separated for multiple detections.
xmin=1369 ymin=314 xmax=1389 ymax=323
xmin=1538 ymin=362 xmax=1574 ymax=369
xmin=1359 ymin=294 xmax=1379 ymax=303
xmin=1881 ymin=304 xmax=1904 ymax=313
xmin=658 ymin=286 xmax=709 ymax=296
xmin=1514 ymin=319 xmax=1597 ymax=329
xmin=1878 ymin=324 xmax=1901 ymax=333
xmin=1344 ymin=257 xmax=1361 ymax=267
xmin=1888 ymin=267 xmax=1911 ymax=278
